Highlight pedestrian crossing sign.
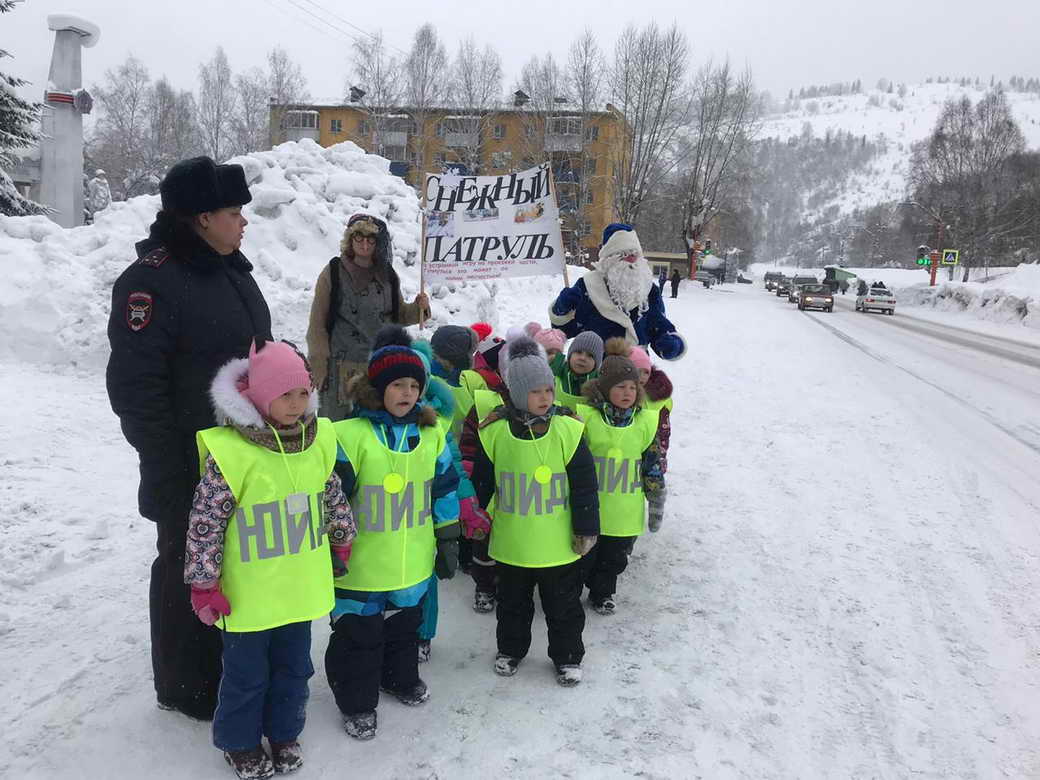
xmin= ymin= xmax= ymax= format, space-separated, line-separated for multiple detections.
xmin=942 ymin=249 xmax=959 ymax=265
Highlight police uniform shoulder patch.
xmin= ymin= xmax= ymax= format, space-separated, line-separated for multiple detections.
xmin=138 ymin=248 xmax=170 ymax=268
xmin=126 ymin=292 xmax=153 ymax=332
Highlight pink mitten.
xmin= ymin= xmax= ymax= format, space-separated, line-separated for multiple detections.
xmin=459 ymin=497 xmax=491 ymax=540
xmin=332 ymin=544 xmax=352 ymax=566
xmin=190 ymin=583 xmax=231 ymax=626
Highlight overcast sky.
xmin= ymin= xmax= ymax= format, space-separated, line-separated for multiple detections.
xmin=6 ymin=0 xmax=1040 ymax=106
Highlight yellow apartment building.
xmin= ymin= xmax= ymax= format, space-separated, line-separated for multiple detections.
xmin=270 ymin=95 xmax=629 ymax=260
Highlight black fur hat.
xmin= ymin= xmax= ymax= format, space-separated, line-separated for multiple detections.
xmin=160 ymin=156 xmax=252 ymax=215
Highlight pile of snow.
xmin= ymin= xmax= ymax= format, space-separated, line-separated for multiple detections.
xmin=748 ymin=261 xmax=1040 ymax=330
xmin=0 ymin=139 xmax=563 ymax=369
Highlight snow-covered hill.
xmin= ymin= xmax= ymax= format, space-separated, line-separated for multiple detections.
xmin=760 ymin=82 xmax=1040 ymax=218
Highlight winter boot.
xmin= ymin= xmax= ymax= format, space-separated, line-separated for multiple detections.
xmin=343 ymin=710 xmax=377 ymax=740
xmin=590 ymin=597 xmax=616 ymax=616
xmin=269 ymin=741 xmax=303 ymax=774
xmin=473 ymin=589 xmax=496 ymax=614
xmin=494 ymin=654 xmax=521 ymax=677
xmin=381 ymin=678 xmax=430 ymax=706
xmin=417 ymin=639 xmax=431 ymax=663
xmin=555 ymin=664 xmax=583 ymax=687
xmin=224 ymin=747 xmax=275 ymax=780
xmin=157 ymin=694 xmax=216 ymax=721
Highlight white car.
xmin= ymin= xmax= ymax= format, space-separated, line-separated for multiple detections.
xmin=856 ymin=287 xmax=897 ymax=315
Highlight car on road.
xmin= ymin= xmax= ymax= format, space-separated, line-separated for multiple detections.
xmin=694 ymin=270 xmax=716 ymax=288
xmin=856 ymin=287 xmax=897 ymax=314
xmin=798 ymin=284 xmax=834 ymax=311
xmin=775 ymin=276 xmax=793 ymax=296
xmin=787 ymin=276 xmax=819 ymax=302
xmin=764 ymin=272 xmax=782 ymax=291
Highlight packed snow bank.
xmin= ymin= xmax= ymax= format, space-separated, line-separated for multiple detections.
xmin=748 ymin=262 xmax=1040 ymax=331
xmin=0 ymin=139 xmax=563 ymax=369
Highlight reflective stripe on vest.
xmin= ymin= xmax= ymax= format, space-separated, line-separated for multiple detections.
xmin=576 ymin=404 xmax=659 ymax=537
xmin=554 ymin=376 xmax=584 ymax=413
xmin=332 ymin=418 xmax=444 ymax=591
xmin=478 ymin=415 xmax=584 ymax=567
xmin=196 ymin=419 xmax=338 ymax=632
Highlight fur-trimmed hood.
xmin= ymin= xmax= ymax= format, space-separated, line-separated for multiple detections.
xmin=346 ymin=372 xmax=440 ymax=427
xmin=210 ymin=357 xmax=318 ymax=428
xmin=645 ymin=366 xmax=673 ymax=402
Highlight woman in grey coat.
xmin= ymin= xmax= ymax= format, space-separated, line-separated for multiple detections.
xmin=306 ymin=213 xmax=429 ymax=420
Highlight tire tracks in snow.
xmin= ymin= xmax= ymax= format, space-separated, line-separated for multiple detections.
xmin=801 ymin=310 xmax=1040 ymax=459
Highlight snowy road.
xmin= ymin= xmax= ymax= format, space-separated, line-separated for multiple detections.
xmin=2 ymin=282 xmax=1039 ymax=778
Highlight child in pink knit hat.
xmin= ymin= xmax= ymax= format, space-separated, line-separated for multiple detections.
xmin=184 ymin=338 xmax=357 ymax=778
xmin=533 ymin=327 xmax=567 ymax=373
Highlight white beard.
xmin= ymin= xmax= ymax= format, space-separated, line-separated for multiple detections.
xmin=600 ymin=255 xmax=654 ymax=313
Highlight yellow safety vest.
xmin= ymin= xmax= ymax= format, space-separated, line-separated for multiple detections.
xmin=196 ymin=420 xmax=338 ymax=632
xmin=332 ymin=418 xmax=444 ymax=591
xmin=473 ymin=388 xmax=505 ymax=423
xmin=644 ymin=397 xmax=674 ymax=413
xmin=478 ymin=414 xmax=584 ymax=567
xmin=554 ymin=375 xmax=587 ymax=413
xmin=576 ymin=404 xmax=659 ymax=537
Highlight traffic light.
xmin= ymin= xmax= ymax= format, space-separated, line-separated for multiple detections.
xmin=916 ymin=245 xmax=931 ymax=266
xmin=703 ymin=239 xmax=712 ymax=255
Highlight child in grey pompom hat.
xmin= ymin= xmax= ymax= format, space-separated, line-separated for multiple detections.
xmin=503 ymin=337 xmax=555 ymax=413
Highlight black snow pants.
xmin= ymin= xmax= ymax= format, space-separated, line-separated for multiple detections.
xmin=325 ymin=599 xmax=424 ymax=715
xmin=583 ymin=535 xmax=637 ymax=602
xmin=495 ymin=560 xmax=585 ymax=667
xmin=151 ymin=515 xmax=223 ymax=715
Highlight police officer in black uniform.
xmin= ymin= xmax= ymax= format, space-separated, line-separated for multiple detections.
xmin=106 ymin=156 xmax=272 ymax=720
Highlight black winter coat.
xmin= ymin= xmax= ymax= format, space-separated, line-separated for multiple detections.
xmin=106 ymin=229 xmax=272 ymax=523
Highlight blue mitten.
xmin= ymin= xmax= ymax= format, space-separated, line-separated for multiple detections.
xmin=651 ymin=332 xmax=687 ymax=361
xmin=552 ymin=286 xmax=583 ymax=316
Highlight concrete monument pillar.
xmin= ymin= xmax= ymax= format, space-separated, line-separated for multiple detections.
xmin=39 ymin=14 xmax=100 ymax=228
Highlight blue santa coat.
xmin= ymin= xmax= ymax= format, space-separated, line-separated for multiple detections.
xmin=549 ymin=275 xmax=687 ymax=361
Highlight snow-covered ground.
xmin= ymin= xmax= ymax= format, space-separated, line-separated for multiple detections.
xmin=3 ymin=278 xmax=1040 ymax=777
xmin=761 ymin=83 xmax=1040 ymax=217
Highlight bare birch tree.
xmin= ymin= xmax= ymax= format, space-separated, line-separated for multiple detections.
xmin=910 ymin=90 xmax=1027 ymax=280
xmin=515 ymin=54 xmax=566 ymax=168
xmin=608 ymin=22 xmax=692 ymax=224
xmin=404 ymin=23 xmax=448 ymax=180
xmin=348 ymin=31 xmax=403 ymax=156
xmin=447 ymin=37 xmax=503 ymax=176
xmin=232 ymin=66 xmax=271 ymax=155
xmin=268 ymin=47 xmax=310 ymax=145
xmin=90 ymin=56 xmax=154 ymax=197
xmin=197 ymin=47 xmax=237 ymax=161
xmin=566 ymin=29 xmax=606 ymax=255
xmin=678 ymin=61 xmax=761 ymax=248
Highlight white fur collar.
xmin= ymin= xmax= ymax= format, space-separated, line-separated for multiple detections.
xmin=210 ymin=357 xmax=319 ymax=428
xmin=583 ymin=271 xmax=639 ymax=343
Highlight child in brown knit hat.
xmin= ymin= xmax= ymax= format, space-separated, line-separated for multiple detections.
xmin=576 ymin=338 xmax=667 ymax=615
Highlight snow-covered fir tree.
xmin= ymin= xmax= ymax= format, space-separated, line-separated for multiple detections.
xmin=0 ymin=0 xmax=45 ymax=216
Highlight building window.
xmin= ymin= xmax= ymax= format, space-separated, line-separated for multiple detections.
xmin=358 ymin=120 xmax=370 ymax=136
xmin=491 ymin=151 xmax=512 ymax=168
xmin=435 ymin=122 xmax=446 ymax=138
xmin=584 ymin=189 xmax=594 ymax=205
xmin=549 ymin=117 xmax=582 ymax=135
xmin=523 ymin=125 xmax=534 ymax=139
xmin=584 ymin=125 xmax=599 ymax=142
xmin=283 ymin=110 xmax=318 ymax=129
xmin=331 ymin=119 xmax=343 ymax=134
xmin=434 ymin=151 xmax=446 ymax=165
xmin=494 ymin=124 xmax=506 ymax=140
xmin=381 ymin=145 xmax=407 ymax=163
xmin=583 ymin=157 xmax=597 ymax=176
